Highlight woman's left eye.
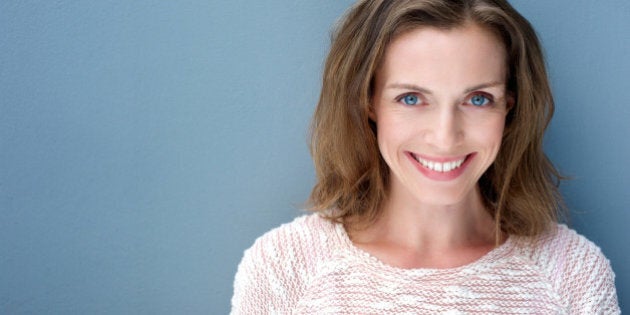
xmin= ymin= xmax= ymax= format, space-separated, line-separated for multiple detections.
xmin=400 ymin=94 xmax=420 ymax=106
xmin=467 ymin=94 xmax=492 ymax=107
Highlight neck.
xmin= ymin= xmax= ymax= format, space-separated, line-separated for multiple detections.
xmin=347 ymin=182 xmax=501 ymax=268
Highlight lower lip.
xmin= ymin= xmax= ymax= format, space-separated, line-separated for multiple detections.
xmin=406 ymin=152 xmax=475 ymax=181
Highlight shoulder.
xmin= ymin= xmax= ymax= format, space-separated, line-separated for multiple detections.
xmin=231 ymin=213 xmax=342 ymax=313
xmin=517 ymin=224 xmax=619 ymax=313
xmin=530 ymin=224 xmax=602 ymax=259
xmin=529 ymin=224 xmax=610 ymax=273
xmin=238 ymin=212 xmax=341 ymax=276
xmin=246 ymin=213 xmax=340 ymax=264
xmin=261 ymin=212 xmax=339 ymax=244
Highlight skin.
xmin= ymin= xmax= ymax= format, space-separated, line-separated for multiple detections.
xmin=351 ymin=23 xmax=513 ymax=269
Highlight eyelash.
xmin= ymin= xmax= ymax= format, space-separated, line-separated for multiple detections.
xmin=396 ymin=93 xmax=423 ymax=106
xmin=395 ymin=92 xmax=495 ymax=107
xmin=465 ymin=92 xmax=494 ymax=107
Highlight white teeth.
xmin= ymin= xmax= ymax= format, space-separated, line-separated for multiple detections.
xmin=443 ymin=162 xmax=452 ymax=172
xmin=434 ymin=163 xmax=443 ymax=172
xmin=414 ymin=155 xmax=466 ymax=173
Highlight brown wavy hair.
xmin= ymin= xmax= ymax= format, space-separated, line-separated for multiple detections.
xmin=308 ymin=0 xmax=565 ymax=237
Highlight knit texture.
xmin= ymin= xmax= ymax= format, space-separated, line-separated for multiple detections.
xmin=231 ymin=214 xmax=619 ymax=314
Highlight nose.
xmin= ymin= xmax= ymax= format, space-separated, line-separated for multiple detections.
xmin=425 ymin=107 xmax=463 ymax=150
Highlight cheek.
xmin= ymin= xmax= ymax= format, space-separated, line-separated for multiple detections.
xmin=375 ymin=115 xmax=409 ymax=161
xmin=376 ymin=121 xmax=398 ymax=155
xmin=473 ymin=117 xmax=506 ymax=155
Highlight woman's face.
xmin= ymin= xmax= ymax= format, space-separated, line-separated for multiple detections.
xmin=371 ymin=23 xmax=511 ymax=207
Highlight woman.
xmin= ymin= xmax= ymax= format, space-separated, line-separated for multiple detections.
xmin=231 ymin=0 xmax=619 ymax=313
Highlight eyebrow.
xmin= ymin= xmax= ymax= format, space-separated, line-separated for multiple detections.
xmin=386 ymin=81 xmax=505 ymax=94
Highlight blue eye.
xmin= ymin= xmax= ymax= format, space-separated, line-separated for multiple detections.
xmin=469 ymin=94 xmax=490 ymax=107
xmin=401 ymin=94 xmax=419 ymax=106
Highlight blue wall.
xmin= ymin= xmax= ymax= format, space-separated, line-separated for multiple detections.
xmin=1 ymin=1 xmax=627 ymax=313
xmin=510 ymin=1 xmax=630 ymax=311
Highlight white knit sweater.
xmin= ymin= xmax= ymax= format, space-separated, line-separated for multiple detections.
xmin=231 ymin=214 xmax=619 ymax=314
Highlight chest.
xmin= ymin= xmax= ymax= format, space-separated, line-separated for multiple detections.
xmin=292 ymin=259 xmax=566 ymax=314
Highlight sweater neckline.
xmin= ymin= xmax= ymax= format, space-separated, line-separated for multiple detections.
xmin=332 ymin=219 xmax=515 ymax=276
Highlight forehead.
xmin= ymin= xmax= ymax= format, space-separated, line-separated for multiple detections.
xmin=377 ymin=24 xmax=507 ymax=87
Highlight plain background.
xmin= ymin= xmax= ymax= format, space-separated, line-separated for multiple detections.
xmin=1 ymin=1 xmax=628 ymax=313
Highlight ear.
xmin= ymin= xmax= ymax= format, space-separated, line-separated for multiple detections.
xmin=368 ymin=104 xmax=377 ymax=121
xmin=505 ymin=93 xmax=515 ymax=111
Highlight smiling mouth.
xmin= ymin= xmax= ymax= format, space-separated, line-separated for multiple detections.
xmin=411 ymin=154 xmax=469 ymax=173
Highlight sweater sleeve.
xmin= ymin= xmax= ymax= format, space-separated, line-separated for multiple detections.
xmin=230 ymin=232 xmax=291 ymax=315
xmin=230 ymin=215 xmax=319 ymax=314
xmin=549 ymin=226 xmax=620 ymax=314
